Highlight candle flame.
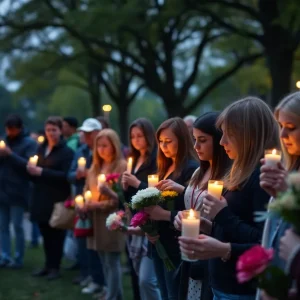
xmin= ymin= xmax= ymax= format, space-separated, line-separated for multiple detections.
xmin=128 ymin=157 xmax=133 ymax=163
xmin=189 ymin=209 xmax=194 ymax=218
xmin=75 ymin=195 xmax=84 ymax=203
xmin=37 ymin=136 xmax=45 ymax=144
xmin=85 ymin=190 xmax=92 ymax=198
xmin=272 ymin=149 xmax=277 ymax=155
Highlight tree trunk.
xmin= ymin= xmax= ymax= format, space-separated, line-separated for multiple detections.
xmin=89 ymin=91 xmax=101 ymax=117
xmin=117 ymin=101 xmax=129 ymax=145
xmin=163 ymin=96 xmax=186 ymax=118
xmin=266 ymin=48 xmax=294 ymax=107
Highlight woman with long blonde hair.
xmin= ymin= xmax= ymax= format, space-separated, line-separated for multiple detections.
xmin=179 ymin=97 xmax=279 ymax=300
xmin=84 ymin=129 xmax=127 ymax=300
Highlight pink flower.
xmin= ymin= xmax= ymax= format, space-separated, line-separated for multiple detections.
xmin=130 ymin=211 xmax=149 ymax=227
xmin=64 ymin=199 xmax=75 ymax=209
xmin=236 ymin=245 xmax=274 ymax=283
xmin=106 ymin=173 xmax=120 ymax=183
xmin=117 ymin=210 xmax=125 ymax=218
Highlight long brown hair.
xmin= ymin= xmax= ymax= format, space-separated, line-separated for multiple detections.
xmin=190 ymin=112 xmax=231 ymax=189
xmin=217 ymin=97 xmax=280 ymax=190
xmin=156 ymin=117 xmax=198 ymax=180
xmin=128 ymin=118 xmax=156 ymax=162
xmin=275 ymin=91 xmax=300 ymax=171
xmin=89 ymin=129 xmax=123 ymax=177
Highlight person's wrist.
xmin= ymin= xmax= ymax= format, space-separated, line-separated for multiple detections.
xmin=220 ymin=243 xmax=231 ymax=261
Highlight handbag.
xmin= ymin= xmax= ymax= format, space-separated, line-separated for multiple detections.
xmin=49 ymin=201 xmax=75 ymax=230
xmin=74 ymin=215 xmax=93 ymax=237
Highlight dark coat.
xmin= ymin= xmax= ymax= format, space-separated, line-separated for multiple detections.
xmin=30 ymin=139 xmax=74 ymax=223
xmin=0 ymin=131 xmax=37 ymax=208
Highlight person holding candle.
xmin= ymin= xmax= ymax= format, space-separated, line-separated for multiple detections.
xmin=0 ymin=114 xmax=37 ymax=268
xmin=143 ymin=117 xmax=199 ymax=300
xmin=67 ymin=118 xmax=105 ymax=294
xmin=258 ymin=91 xmax=300 ymax=300
xmin=122 ymin=118 xmax=161 ymax=300
xmin=174 ymin=112 xmax=231 ymax=300
xmin=28 ymin=116 xmax=74 ymax=280
xmin=84 ymin=129 xmax=126 ymax=300
xmin=179 ymin=97 xmax=279 ymax=300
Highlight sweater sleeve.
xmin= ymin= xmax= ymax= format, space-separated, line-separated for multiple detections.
xmin=214 ymin=174 xmax=269 ymax=244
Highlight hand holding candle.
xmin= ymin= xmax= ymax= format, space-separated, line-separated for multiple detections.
xmin=264 ymin=149 xmax=281 ymax=167
xmin=77 ymin=157 xmax=86 ymax=171
xmin=127 ymin=157 xmax=133 ymax=173
xmin=207 ymin=180 xmax=223 ymax=199
xmin=28 ymin=155 xmax=38 ymax=167
xmin=148 ymin=174 xmax=159 ymax=187
xmin=75 ymin=195 xmax=84 ymax=208
xmin=181 ymin=209 xmax=200 ymax=262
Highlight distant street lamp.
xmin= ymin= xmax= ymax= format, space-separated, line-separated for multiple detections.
xmin=102 ymin=104 xmax=112 ymax=119
xmin=296 ymin=81 xmax=300 ymax=90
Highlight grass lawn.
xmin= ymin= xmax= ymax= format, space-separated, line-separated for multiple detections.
xmin=0 ymin=245 xmax=133 ymax=300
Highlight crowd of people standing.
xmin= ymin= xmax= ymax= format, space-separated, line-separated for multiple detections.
xmin=0 ymin=92 xmax=299 ymax=300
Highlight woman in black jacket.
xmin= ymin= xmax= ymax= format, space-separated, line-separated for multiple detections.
xmin=27 ymin=116 xmax=74 ymax=280
xmin=122 ymin=118 xmax=161 ymax=300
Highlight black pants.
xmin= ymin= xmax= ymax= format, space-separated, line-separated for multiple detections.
xmin=38 ymin=222 xmax=66 ymax=270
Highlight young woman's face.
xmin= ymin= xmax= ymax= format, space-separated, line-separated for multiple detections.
xmin=193 ymin=128 xmax=213 ymax=162
xmin=97 ymin=136 xmax=114 ymax=162
xmin=45 ymin=124 xmax=61 ymax=144
xmin=158 ymin=128 xmax=178 ymax=160
xmin=220 ymin=124 xmax=238 ymax=160
xmin=278 ymin=110 xmax=300 ymax=156
xmin=130 ymin=126 xmax=147 ymax=152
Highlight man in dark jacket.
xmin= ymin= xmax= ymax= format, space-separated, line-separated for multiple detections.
xmin=0 ymin=114 xmax=37 ymax=268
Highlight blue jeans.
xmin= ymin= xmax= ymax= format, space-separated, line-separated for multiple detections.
xmin=89 ymin=249 xmax=105 ymax=285
xmin=77 ymin=237 xmax=89 ymax=277
xmin=152 ymin=251 xmax=181 ymax=300
xmin=213 ymin=289 xmax=255 ymax=300
xmin=31 ymin=221 xmax=40 ymax=246
xmin=0 ymin=205 xmax=25 ymax=265
xmin=139 ymin=255 xmax=161 ymax=300
xmin=99 ymin=252 xmax=123 ymax=300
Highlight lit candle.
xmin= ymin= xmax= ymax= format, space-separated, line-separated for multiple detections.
xmin=37 ymin=136 xmax=45 ymax=144
xmin=181 ymin=209 xmax=200 ymax=262
xmin=207 ymin=180 xmax=223 ymax=199
xmin=28 ymin=155 xmax=38 ymax=167
xmin=75 ymin=195 xmax=84 ymax=208
xmin=148 ymin=174 xmax=159 ymax=187
xmin=84 ymin=190 xmax=92 ymax=203
xmin=127 ymin=157 xmax=133 ymax=173
xmin=97 ymin=174 xmax=106 ymax=188
xmin=77 ymin=157 xmax=86 ymax=171
xmin=265 ymin=149 xmax=281 ymax=167
xmin=0 ymin=140 xmax=5 ymax=148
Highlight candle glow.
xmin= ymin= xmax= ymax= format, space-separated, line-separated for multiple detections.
xmin=28 ymin=155 xmax=38 ymax=167
xmin=75 ymin=195 xmax=84 ymax=208
xmin=0 ymin=140 xmax=5 ymax=148
xmin=265 ymin=149 xmax=281 ymax=167
xmin=84 ymin=190 xmax=92 ymax=203
xmin=148 ymin=174 xmax=159 ymax=187
xmin=77 ymin=157 xmax=86 ymax=171
xmin=37 ymin=136 xmax=45 ymax=144
xmin=207 ymin=180 xmax=223 ymax=200
xmin=127 ymin=157 xmax=133 ymax=173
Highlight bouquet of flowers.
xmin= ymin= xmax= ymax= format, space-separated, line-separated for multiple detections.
xmin=106 ymin=210 xmax=128 ymax=232
xmin=106 ymin=173 xmax=125 ymax=204
xmin=64 ymin=199 xmax=75 ymax=209
xmin=236 ymin=245 xmax=290 ymax=299
xmin=130 ymin=187 xmax=178 ymax=271
xmin=269 ymin=173 xmax=300 ymax=232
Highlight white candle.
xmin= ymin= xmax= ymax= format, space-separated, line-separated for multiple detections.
xmin=97 ymin=174 xmax=106 ymax=189
xmin=181 ymin=209 xmax=200 ymax=262
xmin=127 ymin=157 xmax=133 ymax=173
xmin=77 ymin=157 xmax=86 ymax=171
xmin=28 ymin=155 xmax=38 ymax=167
xmin=208 ymin=180 xmax=223 ymax=199
xmin=265 ymin=149 xmax=281 ymax=167
xmin=148 ymin=174 xmax=159 ymax=187
xmin=0 ymin=140 xmax=5 ymax=148
xmin=37 ymin=136 xmax=45 ymax=144
xmin=84 ymin=190 xmax=92 ymax=203
xmin=75 ymin=195 xmax=84 ymax=208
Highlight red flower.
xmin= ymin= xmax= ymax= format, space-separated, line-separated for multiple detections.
xmin=130 ymin=211 xmax=149 ymax=227
xmin=236 ymin=245 xmax=274 ymax=283
xmin=64 ymin=199 xmax=75 ymax=209
xmin=106 ymin=173 xmax=120 ymax=183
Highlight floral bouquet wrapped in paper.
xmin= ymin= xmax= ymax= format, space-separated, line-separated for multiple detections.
xmin=236 ymin=245 xmax=290 ymax=299
xmin=130 ymin=187 xmax=178 ymax=271
xmin=269 ymin=173 xmax=300 ymax=232
xmin=106 ymin=210 xmax=128 ymax=232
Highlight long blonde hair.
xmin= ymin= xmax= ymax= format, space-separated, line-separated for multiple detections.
xmin=275 ymin=91 xmax=300 ymax=171
xmin=89 ymin=129 xmax=123 ymax=177
xmin=217 ymin=97 xmax=280 ymax=190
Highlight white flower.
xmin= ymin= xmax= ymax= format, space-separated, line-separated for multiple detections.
xmin=270 ymin=193 xmax=297 ymax=211
xmin=106 ymin=212 xmax=120 ymax=228
xmin=288 ymin=173 xmax=300 ymax=190
xmin=131 ymin=187 xmax=160 ymax=209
